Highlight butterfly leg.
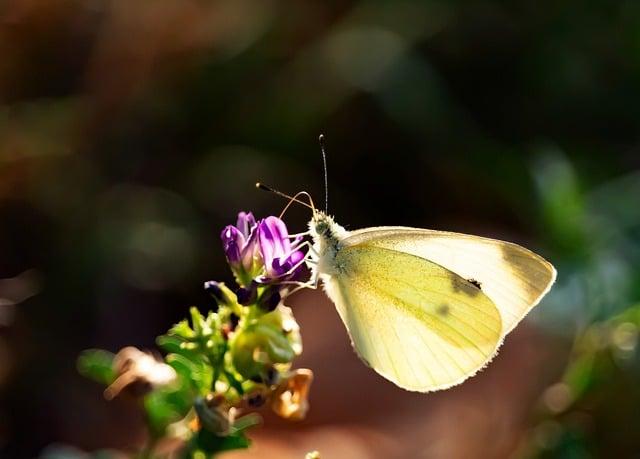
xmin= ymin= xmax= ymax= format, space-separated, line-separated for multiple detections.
xmin=288 ymin=240 xmax=319 ymax=260
xmin=278 ymin=270 xmax=319 ymax=290
xmin=280 ymin=278 xmax=319 ymax=298
xmin=289 ymin=239 xmax=319 ymax=264
xmin=287 ymin=231 xmax=311 ymax=239
xmin=282 ymin=281 xmax=318 ymax=297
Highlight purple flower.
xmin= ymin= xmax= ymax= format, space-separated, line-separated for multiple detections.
xmin=257 ymin=216 xmax=306 ymax=283
xmin=221 ymin=212 xmax=261 ymax=285
xmin=221 ymin=212 xmax=306 ymax=287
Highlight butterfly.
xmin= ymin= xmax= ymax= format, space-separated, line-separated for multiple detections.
xmin=259 ymin=137 xmax=556 ymax=392
xmin=306 ymin=211 xmax=556 ymax=392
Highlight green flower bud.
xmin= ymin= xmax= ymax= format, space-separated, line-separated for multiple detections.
xmin=259 ymin=305 xmax=302 ymax=356
xmin=194 ymin=396 xmax=231 ymax=435
xmin=230 ymin=322 xmax=295 ymax=381
xmin=204 ymin=281 xmax=238 ymax=309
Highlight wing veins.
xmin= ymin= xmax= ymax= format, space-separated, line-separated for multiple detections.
xmin=366 ymin=274 xmax=500 ymax=340
xmin=359 ymin=278 xmax=491 ymax=359
xmin=409 ymin=318 xmax=462 ymax=381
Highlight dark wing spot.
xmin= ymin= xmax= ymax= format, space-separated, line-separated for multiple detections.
xmin=436 ymin=303 xmax=450 ymax=317
xmin=468 ymin=278 xmax=482 ymax=290
xmin=449 ymin=274 xmax=481 ymax=297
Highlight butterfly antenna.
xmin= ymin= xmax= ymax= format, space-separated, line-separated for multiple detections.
xmin=319 ymin=134 xmax=329 ymax=213
xmin=277 ymin=191 xmax=318 ymax=219
xmin=256 ymin=183 xmax=315 ymax=214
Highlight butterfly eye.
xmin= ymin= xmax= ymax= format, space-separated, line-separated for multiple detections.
xmin=315 ymin=221 xmax=328 ymax=235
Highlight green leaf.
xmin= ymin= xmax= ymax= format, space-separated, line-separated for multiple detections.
xmin=167 ymin=353 xmax=213 ymax=396
xmin=191 ymin=429 xmax=251 ymax=455
xmin=157 ymin=334 xmax=187 ymax=354
xmin=157 ymin=335 xmax=202 ymax=360
xmin=144 ymin=380 xmax=193 ymax=437
xmin=166 ymin=353 xmax=198 ymax=380
xmin=231 ymin=413 xmax=262 ymax=432
xmin=223 ymin=369 xmax=244 ymax=396
xmin=190 ymin=307 xmax=206 ymax=336
xmin=169 ymin=319 xmax=196 ymax=339
xmin=77 ymin=349 xmax=116 ymax=385
xmin=532 ymin=150 xmax=587 ymax=257
xmin=563 ymin=354 xmax=595 ymax=399
xmin=206 ymin=311 xmax=221 ymax=330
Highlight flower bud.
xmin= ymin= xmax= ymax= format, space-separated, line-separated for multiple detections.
xmin=236 ymin=283 xmax=258 ymax=306
xmin=257 ymin=287 xmax=281 ymax=312
xmin=230 ymin=322 xmax=295 ymax=381
xmin=194 ymin=396 xmax=232 ymax=435
xmin=221 ymin=212 xmax=262 ymax=286
xmin=204 ymin=281 xmax=237 ymax=308
xmin=259 ymin=305 xmax=302 ymax=356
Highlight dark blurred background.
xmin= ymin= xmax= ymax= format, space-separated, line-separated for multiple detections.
xmin=2 ymin=1 xmax=640 ymax=458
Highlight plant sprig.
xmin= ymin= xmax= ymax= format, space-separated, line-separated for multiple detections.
xmin=78 ymin=212 xmax=313 ymax=458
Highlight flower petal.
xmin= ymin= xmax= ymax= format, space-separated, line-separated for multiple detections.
xmin=271 ymin=369 xmax=313 ymax=421
xmin=236 ymin=211 xmax=256 ymax=239
xmin=260 ymin=217 xmax=291 ymax=259
xmin=221 ymin=225 xmax=244 ymax=265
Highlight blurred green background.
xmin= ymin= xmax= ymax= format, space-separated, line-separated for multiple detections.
xmin=1 ymin=1 xmax=640 ymax=457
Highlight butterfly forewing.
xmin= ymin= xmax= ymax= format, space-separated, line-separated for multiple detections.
xmin=342 ymin=227 xmax=557 ymax=336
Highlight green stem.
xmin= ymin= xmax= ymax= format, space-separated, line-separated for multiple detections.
xmin=211 ymin=341 xmax=228 ymax=390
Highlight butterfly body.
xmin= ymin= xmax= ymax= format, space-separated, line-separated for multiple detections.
xmin=306 ymin=210 xmax=556 ymax=392
xmin=309 ymin=211 xmax=346 ymax=277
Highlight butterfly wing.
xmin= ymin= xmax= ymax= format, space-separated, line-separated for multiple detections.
xmin=342 ymin=227 xmax=556 ymax=336
xmin=323 ymin=244 xmax=503 ymax=392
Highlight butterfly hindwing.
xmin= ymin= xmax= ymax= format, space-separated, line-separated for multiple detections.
xmin=322 ymin=244 xmax=503 ymax=392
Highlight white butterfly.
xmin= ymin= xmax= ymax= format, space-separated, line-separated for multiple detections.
xmin=306 ymin=211 xmax=556 ymax=392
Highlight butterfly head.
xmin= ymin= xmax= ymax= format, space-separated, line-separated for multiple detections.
xmin=310 ymin=211 xmax=332 ymax=237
